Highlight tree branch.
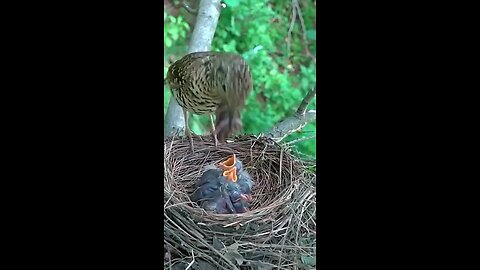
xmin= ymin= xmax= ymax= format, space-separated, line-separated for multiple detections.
xmin=286 ymin=134 xmax=316 ymax=145
xmin=164 ymin=0 xmax=223 ymax=136
xmin=292 ymin=0 xmax=316 ymax=62
xmin=265 ymin=86 xmax=317 ymax=142
xmin=286 ymin=1 xmax=297 ymax=56
xmin=182 ymin=2 xmax=198 ymax=15
xmin=296 ymin=86 xmax=316 ymax=115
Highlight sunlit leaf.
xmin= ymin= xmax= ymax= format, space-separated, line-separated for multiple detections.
xmin=165 ymin=37 xmax=172 ymax=47
xmin=306 ymin=29 xmax=316 ymax=40
xmin=225 ymin=0 xmax=240 ymax=8
xmin=301 ymin=255 xmax=316 ymax=266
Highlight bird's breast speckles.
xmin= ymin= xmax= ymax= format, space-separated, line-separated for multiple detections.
xmin=166 ymin=51 xmax=252 ymax=116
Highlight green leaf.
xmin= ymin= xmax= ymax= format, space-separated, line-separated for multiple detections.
xmin=171 ymin=31 xmax=179 ymax=41
xmin=212 ymin=236 xmax=225 ymax=250
xmin=165 ymin=37 xmax=172 ymax=47
xmin=190 ymin=120 xmax=202 ymax=135
xmin=301 ymin=255 xmax=316 ymax=266
xmin=224 ymin=250 xmax=244 ymax=266
xmin=223 ymin=242 xmax=244 ymax=265
xmin=250 ymin=261 xmax=274 ymax=270
xmin=301 ymin=77 xmax=310 ymax=89
xmin=196 ymin=259 xmax=217 ymax=270
xmin=225 ymin=0 xmax=240 ymax=8
xmin=306 ymin=29 xmax=316 ymax=40
xmin=249 ymin=223 xmax=260 ymax=231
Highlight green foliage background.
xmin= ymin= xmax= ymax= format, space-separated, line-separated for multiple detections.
xmin=164 ymin=0 xmax=316 ymax=158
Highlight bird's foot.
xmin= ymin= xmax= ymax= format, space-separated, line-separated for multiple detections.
xmin=191 ymin=133 xmax=204 ymax=141
xmin=185 ymin=131 xmax=195 ymax=152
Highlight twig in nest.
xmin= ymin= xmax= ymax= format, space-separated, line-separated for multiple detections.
xmin=185 ymin=249 xmax=195 ymax=270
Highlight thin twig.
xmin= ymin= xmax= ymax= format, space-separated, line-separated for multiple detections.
xmin=286 ymin=1 xmax=297 ymax=56
xmin=185 ymin=250 xmax=196 ymax=270
xmin=182 ymin=2 xmax=198 ymax=15
xmin=292 ymin=0 xmax=316 ymax=62
xmin=296 ymin=86 xmax=316 ymax=115
xmin=278 ymin=148 xmax=283 ymax=186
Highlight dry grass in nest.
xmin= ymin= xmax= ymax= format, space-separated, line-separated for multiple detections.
xmin=164 ymin=135 xmax=316 ymax=270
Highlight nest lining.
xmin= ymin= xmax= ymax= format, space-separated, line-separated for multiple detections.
xmin=164 ymin=135 xmax=316 ymax=270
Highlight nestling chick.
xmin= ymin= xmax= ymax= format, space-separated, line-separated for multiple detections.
xmin=219 ymin=154 xmax=254 ymax=202
xmin=191 ymin=161 xmax=252 ymax=214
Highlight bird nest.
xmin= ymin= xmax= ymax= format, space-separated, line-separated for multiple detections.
xmin=164 ymin=135 xmax=316 ymax=270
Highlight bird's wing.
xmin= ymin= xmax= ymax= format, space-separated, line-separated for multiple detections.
xmin=197 ymin=169 xmax=221 ymax=187
xmin=191 ymin=169 xmax=224 ymax=202
xmin=238 ymin=171 xmax=254 ymax=194
xmin=220 ymin=185 xmax=236 ymax=213
xmin=204 ymin=164 xmax=219 ymax=171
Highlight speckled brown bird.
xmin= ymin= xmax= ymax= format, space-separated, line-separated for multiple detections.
xmin=165 ymin=51 xmax=253 ymax=151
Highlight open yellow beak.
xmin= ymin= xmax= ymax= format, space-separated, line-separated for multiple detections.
xmin=222 ymin=166 xmax=238 ymax=182
xmin=219 ymin=154 xmax=236 ymax=170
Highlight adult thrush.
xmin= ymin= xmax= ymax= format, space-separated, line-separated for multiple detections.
xmin=165 ymin=51 xmax=253 ymax=151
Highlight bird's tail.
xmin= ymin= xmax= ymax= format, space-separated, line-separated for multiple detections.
xmin=215 ymin=105 xmax=243 ymax=141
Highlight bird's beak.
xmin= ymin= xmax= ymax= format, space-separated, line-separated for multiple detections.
xmin=223 ymin=167 xmax=238 ymax=182
xmin=219 ymin=154 xmax=236 ymax=170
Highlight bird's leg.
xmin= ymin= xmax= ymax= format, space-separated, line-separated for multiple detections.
xmin=209 ymin=114 xmax=219 ymax=147
xmin=183 ymin=109 xmax=194 ymax=152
